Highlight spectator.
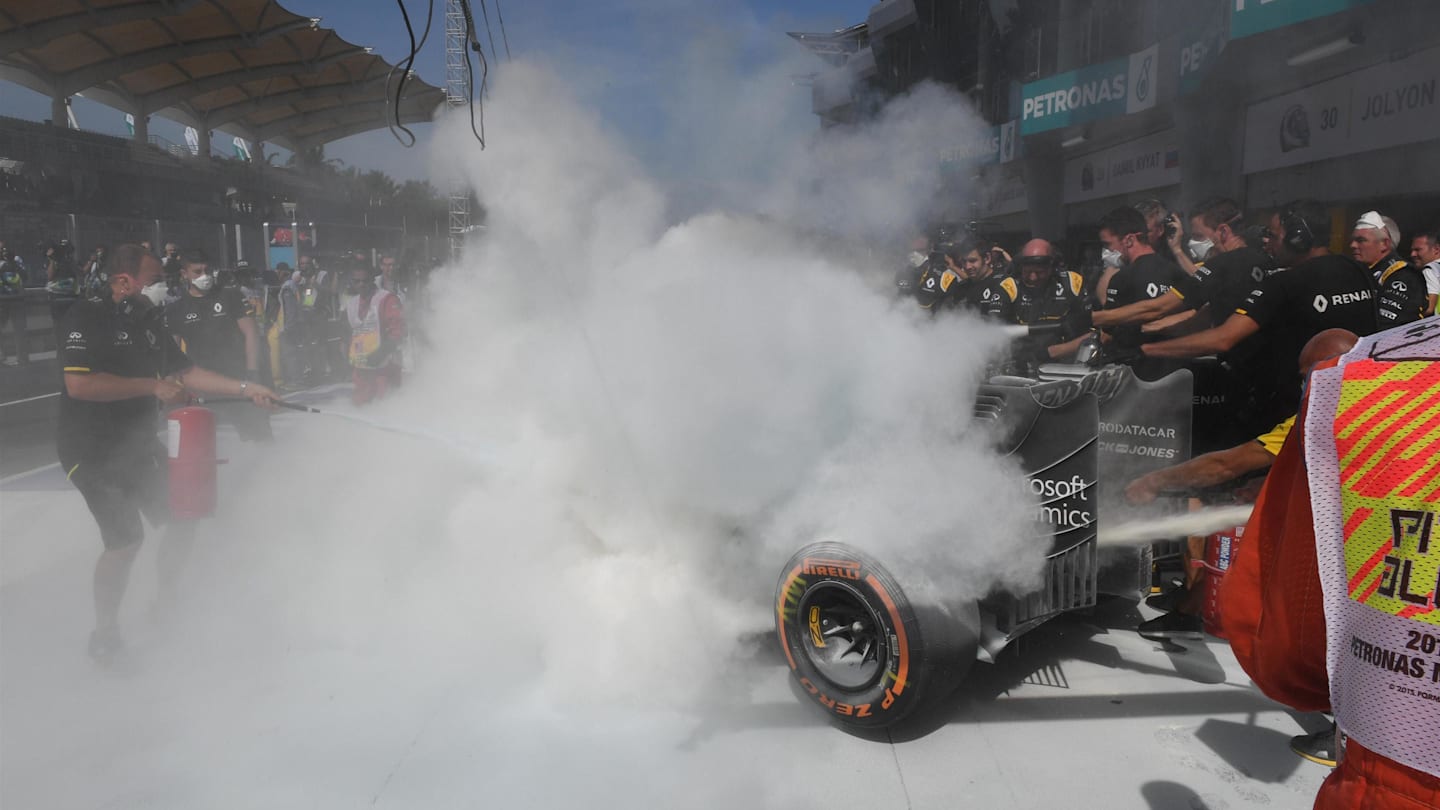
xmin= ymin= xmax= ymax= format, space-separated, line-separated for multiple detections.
xmin=262 ymin=261 xmax=285 ymax=289
xmin=161 ymin=242 xmax=182 ymax=287
xmin=7 ymin=243 xmax=31 ymax=286
xmin=317 ymin=259 xmax=347 ymax=382
xmin=0 ymin=245 xmax=27 ymax=365
xmin=1351 ymin=211 xmax=1426 ymax=325
xmin=277 ymin=264 xmax=308 ymax=387
xmin=233 ymin=260 xmax=274 ymax=389
xmin=1405 ymin=223 xmax=1440 ymax=317
xmin=44 ymin=241 xmax=79 ymax=343
xmin=81 ymin=246 xmax=107 ymax=299
xmin=376 ymin=253 xmax=403 ymax=299
xmin=296 ymin=254 xmax=315 ymax=283
xmin=344 ymin=265 xmax=405 ymax=405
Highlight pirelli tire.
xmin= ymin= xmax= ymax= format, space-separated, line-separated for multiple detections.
xmin=774 ymin=541 xmax=979 ymax=729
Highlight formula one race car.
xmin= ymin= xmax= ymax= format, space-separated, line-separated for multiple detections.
xmin=773 ymin=359 xmax=1200 ymax=730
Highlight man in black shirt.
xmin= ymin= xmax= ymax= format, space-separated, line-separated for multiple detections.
xmin=916 ymin=239 xmax=1009 ymax=313
xmin=1096 ymin=207 xmax=1185 ymax=379
xmin=984 ymin=238 xmax=1089 ymax=362
xmin=1350 ymin=210 xmax=1427 ymax=326
xmin=59 ymin=243 xmax=277 ymax=662
xmin=1094 ymin=199 xmax=1277 ymax=331
xmin=1092 ymin=200 xmax=1281 ymax=445
xmin=164 ymin=249 xmax=272 ymax=441
xmin=1140 ymin=201 xmax=1378 ymax=428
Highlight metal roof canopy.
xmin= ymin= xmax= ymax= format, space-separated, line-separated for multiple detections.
xmin=787 ymin=23 xmax=869 ymax=68
xmin=0 ymin=0 xmax=444 ymax=152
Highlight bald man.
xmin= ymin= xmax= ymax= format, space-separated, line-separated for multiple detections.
xmin=983 ymin=238 xmax=1091 ymax=363
xmin=1126 ymin=328 xmax=1359 ymax=641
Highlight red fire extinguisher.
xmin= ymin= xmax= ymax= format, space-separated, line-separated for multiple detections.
xmin=168 ymin=406 xmax=216 ymax=519
xmin=1198 ymin=525 xmax=1246 ymax=638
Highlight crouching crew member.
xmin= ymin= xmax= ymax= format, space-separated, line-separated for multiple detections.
xmin=59 ymin=244 xmax=277 ymax=662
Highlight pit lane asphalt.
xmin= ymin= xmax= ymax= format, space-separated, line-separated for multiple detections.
xmin=0 ymin=404 xmax=1333 ymax=809
xmin=0 ymin=357 xmax=62 ymax=479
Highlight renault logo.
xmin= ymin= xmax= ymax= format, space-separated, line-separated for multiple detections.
xmin=1313 ymin=294 xmax=1329 ymax=313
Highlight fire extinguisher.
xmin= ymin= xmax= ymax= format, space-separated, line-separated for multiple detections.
xmin=1198 ymin=525 xmax=1246 ymax=639
xmin=168 ymin=406 xmax=216 ymax=519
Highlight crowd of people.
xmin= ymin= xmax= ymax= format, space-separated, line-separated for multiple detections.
xmin=26 ymin=238 xmax=415 ymax=666
xmin=901 ymin=197 xmax=1436 ymax=455
xmin=900 ymin=197 xmax=1440 ymax=797
xmin=0 ymin=237 xmax=415 ymax=407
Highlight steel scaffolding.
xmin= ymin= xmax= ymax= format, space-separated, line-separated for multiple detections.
xmin=445 ymin=0 xmax=470 ymax=261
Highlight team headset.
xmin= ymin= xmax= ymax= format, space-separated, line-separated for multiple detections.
xmin=1279 ymin=207 xmax=1316 ymax=254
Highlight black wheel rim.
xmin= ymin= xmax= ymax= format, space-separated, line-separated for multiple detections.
xmin=797 ymin=581 xmax=886 ymax=691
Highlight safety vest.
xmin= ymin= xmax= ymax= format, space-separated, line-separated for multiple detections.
xmin=345 ymin=289 xmax=394 ymax=369
xmin=1305 ymin=320 xmax=1440 ymax=778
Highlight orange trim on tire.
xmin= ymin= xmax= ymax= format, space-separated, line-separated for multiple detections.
xmin=777 ymin=564 xmax=803 ymax=670
xmin=866 ymin=574 xmax=909 ymax=695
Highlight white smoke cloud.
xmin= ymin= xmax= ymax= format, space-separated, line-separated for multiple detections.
xmin=3 ymin=50 xmax=1047 ymax=810
xmin=411 ymin=58 xmax=1045 ymax=695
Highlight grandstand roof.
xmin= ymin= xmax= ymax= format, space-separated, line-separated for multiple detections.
xmin=0 ymin=0 xmax=444 ymax=150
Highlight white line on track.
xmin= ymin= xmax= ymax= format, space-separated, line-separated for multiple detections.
xmin=0 ymin=392 xmax=59 ymax=408
xmin=0 ymin=462 xmax=60 ymax=486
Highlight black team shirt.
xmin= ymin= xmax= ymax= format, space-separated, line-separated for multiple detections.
xmin=164 ymin=287 xmax=252 ymax=378
xmin=1371 ymin=256 xmax=1429 ymax=326
xmin=1173 ymin=245 xmax=1278 ymax=328
xmin=1237 ymin=253 xmax=1378 ymax=422
xmin=57 ymin=296 xmax=191 ymax=462
xmin=1104 ymin=253 xmax=1185 ymax=349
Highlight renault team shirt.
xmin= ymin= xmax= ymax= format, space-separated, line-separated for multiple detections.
xmin=57 ymin=297 xmax=190 ymax=461
xmin=1237 ymin=253 xmax=1379 ymax=403
xmin=1104 ymin=253 xmax=1184 ymax=348
xmin=164 ymin=288 xmax=252 ymax=378
xmin=1172 ymin=245 xmax=1279 ymax=328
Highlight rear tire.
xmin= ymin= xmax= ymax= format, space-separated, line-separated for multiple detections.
xmin=774 ymin=541 xmax=978 ymax=729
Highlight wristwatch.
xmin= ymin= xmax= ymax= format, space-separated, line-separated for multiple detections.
xmin=239 ymin=381 xmax=249 ymax=395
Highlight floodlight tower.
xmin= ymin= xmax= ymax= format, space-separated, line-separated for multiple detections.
xmin=445 ymin=0 xmax=471 ymax=261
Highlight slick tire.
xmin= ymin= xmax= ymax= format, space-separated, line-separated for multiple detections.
xmin=774 ymin=541 xmax=978 ymax=730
